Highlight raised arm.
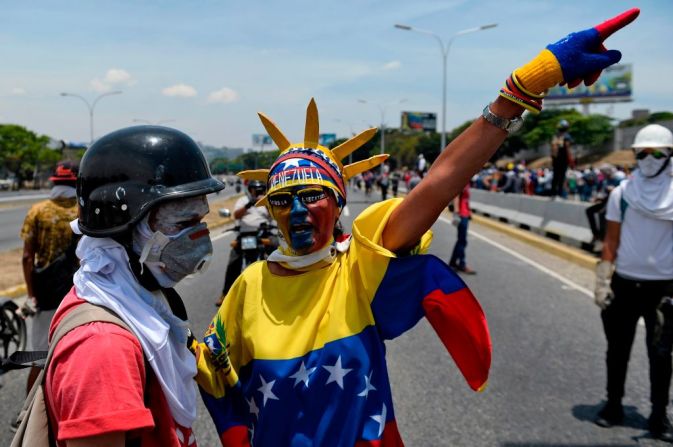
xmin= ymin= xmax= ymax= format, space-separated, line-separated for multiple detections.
xmin=382 ymin=8 xmax=640 ymax=253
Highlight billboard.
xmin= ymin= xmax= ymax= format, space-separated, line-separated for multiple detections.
xmin=319 ymin=133 xmax=337 ymax=146
xmin=252 ymin=134 xmax=273 ymax=146
xmin=401 ymin=111 xmax=436 ymax=132
xmin=546 ymin=63 xmax=632 ymax=104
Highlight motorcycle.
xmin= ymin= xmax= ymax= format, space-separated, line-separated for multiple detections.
xmin=230 ymin=222 xmax=279 ymax=268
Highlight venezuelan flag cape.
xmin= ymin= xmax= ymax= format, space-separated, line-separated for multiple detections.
xmin=196 ymin=199 xmax=491 ymax=446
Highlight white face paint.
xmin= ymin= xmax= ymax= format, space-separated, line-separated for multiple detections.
xmin=149 ymin=196 xmax=210 ymax=235
xmin=132 ymin=195 xmax=212 ymax=287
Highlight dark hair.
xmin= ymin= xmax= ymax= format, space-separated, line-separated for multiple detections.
xmin=333 ymin=219 xmax=345 ymax=240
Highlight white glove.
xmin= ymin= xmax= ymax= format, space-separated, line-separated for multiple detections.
xmin=594 ymin=260 xmax=615 ymax=310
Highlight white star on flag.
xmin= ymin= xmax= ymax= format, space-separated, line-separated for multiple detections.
xmin=281 ymin=158 xmax=303 ymax=169
xmin=370 ymin=403 xmax=387 ymax=437
xmin=323 ymin=356 xmax=352 ymax=389
xmin=289 ymin=361 xmax=317 ymax=388
xmin=247 ymin=396 xmax=260 ymax=418
xmin=357 ymin=370 xmax=377 ymax=398
xmin=257 ymin=375 xmax=279 ymax=406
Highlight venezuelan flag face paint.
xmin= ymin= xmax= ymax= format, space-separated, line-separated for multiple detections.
xmin=271 ymin=186 xmax=339 ymax=255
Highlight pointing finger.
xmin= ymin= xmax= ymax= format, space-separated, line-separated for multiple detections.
xmin=594 ymin=7 xmax=640 ymax=40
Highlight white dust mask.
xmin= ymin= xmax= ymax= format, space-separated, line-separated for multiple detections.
xmin=638 ymin=154 xmax=669 ymax=178
xmin=132 ymin=196 xmax=212 ymax=287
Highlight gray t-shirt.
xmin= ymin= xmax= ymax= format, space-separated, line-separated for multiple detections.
xmin=234 ymin=196 xmax=271 ymax=232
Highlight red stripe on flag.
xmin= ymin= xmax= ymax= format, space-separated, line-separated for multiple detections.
xmin=422 ymin=287 xmax=492 ymax=391
xmin=219 ymin=425 xmax=250 ymax=446
xmin=354 ymin=420 xmax=405 ymax=447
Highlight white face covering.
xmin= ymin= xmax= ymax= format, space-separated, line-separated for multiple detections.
xmin=637 ymin=154 xmax=669 ymax=178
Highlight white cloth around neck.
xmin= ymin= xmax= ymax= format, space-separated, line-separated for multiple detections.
xmin=267 ymin=236 xmax=351 ymax=269
xmin=622 ymin=162 xmax=673 ymax=221
xmin=71 ymin=231 xmax=197 ymax=428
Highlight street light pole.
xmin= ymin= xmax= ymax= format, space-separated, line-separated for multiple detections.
xmin=60 ymin=91 xmax=123 ymax=144
xmin=358 ymin=99 xmax=407 ymax=154
xmin=394 ymin=22 xmax=497 ymax=152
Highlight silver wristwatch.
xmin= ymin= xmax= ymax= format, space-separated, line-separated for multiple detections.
xmin=482 ymin=104 xmax=523 ymax=133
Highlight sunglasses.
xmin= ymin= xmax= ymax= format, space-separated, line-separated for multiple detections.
xmin=636 ymin=150 xmax=669 ymax=160
xmin=268 ymin=187 xmax=328 ymax=208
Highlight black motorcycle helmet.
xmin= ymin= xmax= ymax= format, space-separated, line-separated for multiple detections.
xmin=77 ymin=125 xmax=224 ymax=237
xmin=247 ymin=179 xmax=267 ymax=197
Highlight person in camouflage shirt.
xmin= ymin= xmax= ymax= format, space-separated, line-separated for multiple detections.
xmin=18 ymin=161 xmax=78 ymax=398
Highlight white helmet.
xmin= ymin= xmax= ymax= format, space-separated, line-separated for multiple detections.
xmin=632 ymin=124 xmax=673 ymax=150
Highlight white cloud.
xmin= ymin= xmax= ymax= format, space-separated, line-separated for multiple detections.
xmin=10 ymin=87 xmax=26 ymax=95
xmin=162 ymin=84 xmax=198 ymax=98
xmin=90 ymin=78 xmax=111 ymax=93
xmin=381 ymin=60 xmax=401 ymax=71
xmin=207 ymin=87 xmax=239 ymax=104
xmin=104 ymin=68 xmax=132 ymax=84
xmin=90 ymin=68 xmax=136 ymax=93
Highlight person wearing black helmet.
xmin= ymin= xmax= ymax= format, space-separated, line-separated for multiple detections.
xmin=216 ymin=179 xmax=273 ymax=306
xmin=41 ymin=126 xmax=224 ymax=446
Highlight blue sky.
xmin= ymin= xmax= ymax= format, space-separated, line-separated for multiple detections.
xmin=1 ymin=0 xmax=671 ymax=148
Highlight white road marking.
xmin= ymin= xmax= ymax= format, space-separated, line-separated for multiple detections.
xmin=438 ymin=216 xmax=593 ymax=298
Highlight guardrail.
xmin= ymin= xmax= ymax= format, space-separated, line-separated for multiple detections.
xmin=469 ymin=189 xmax=593 ymax=250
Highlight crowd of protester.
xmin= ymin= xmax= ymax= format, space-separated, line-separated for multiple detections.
xmin=470 ymin=162 xmax=630 ymax=202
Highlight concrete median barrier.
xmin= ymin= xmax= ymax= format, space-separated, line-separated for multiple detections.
xmin=470 ymin=189 xmax=593 ymax=249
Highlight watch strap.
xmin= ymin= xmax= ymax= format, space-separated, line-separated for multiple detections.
xmin=481 ymin=105 xmax=523 ymax=133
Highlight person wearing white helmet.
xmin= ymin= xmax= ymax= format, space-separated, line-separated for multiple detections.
xmin=594 ymin=123 xmax=673 ymax=440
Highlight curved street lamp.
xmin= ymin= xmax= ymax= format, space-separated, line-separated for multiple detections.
xmin=60 ymin=90 xmax=123 ymax=143
xmin=394 ymin=22 xmax=497 ymax=152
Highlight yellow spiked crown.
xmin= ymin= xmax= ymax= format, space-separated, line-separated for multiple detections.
xmin=238 ymin=98 xmax=388 ymax=209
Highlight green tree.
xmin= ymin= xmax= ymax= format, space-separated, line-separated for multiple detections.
xmin=618 ymin=110 xmax=673 ymax=128
xmin=0 ymin=124 xmax=55 ymax=187
xmin=236 ymin=150 xmax=281 ymax=171
xmin=416 ymin=133 xmax=441 ymax=164
xmin=210 ymin=157 xmax=228 ymax=175
xmin=570 ymin=114 xmax=614 ymax=147
xmin=649 ymin=112 xmax=673 ymax=123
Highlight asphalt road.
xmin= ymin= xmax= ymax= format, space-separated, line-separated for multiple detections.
xmin=0 ymin=205 xmax=32 ymax=252
xmin=0 ymin=184 xmax=238 ymax=253
xmin=0 ymin=186 xmax=667 ymax=446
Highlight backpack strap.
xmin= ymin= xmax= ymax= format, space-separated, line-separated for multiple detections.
xmin=620 ymin=195 xmax=629 ymax=222
xmin=10 ymin=303 xmax=132 ymax=447
xmin=49 ymin=302 xmax=131 ymax=352
xmin=2 ymin=303 xmax=131 ymax=371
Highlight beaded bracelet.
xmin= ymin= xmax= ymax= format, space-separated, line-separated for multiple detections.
xmin=498 ymin=72 xmax=543 ymax=114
